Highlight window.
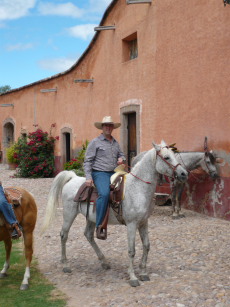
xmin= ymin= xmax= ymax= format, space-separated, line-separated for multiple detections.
xmin=122 ymin=32 xmax=138 ymax=62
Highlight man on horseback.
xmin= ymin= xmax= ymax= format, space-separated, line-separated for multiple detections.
xmin=84 ymin=116 xmax=126 ymax=240
xmin=0 ymin=182 xmax=22 ymax=239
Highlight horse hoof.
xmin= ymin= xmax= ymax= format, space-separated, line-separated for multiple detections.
xmin=129 ymin=279 xmax=140 ymax=287
xmin=20 ymin=284 xmax=29 ymax=290
xmin=0 ymin=273 xmax=7 ymax=278
xmin=101 ymin=262 xmax=111 ymax=270
xmin=140 ymin=274 xmax=150 ymax=281
xmin=179 ymin=214 xmax=185 ymax=218
xmin=172 ymin=215 xmax=180 ymax=220
xmin=63 ymin=267 xmax=72 ymax=273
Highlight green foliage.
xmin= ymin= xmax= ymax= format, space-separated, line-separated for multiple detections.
xmin=6 ymin=143 xmax=19 ymax=164
xmin=64 ymin=140 xmax=88 ymax=177
xmin=0 ymin=241 xmax=66 ymax=307
xmin=0 ymin=85 xmax=11 ymax=94
xmin=15 ymin=126 xmax=58 ymax=178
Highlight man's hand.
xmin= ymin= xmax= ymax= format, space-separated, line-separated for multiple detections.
xmin=117 ymin=157 xmax=124 ymax=165
xmin=85 ymin=179 xmax=93 ymax=187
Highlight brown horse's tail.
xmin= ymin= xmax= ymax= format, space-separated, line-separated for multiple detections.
xmin=41 ymin=170 xmax=76 ymax=233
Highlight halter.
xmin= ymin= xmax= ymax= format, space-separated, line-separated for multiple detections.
xmin=129 ymin=146 xmax=182 ymax=184
xmin=177 ymin=151 xmax=215 ymax=182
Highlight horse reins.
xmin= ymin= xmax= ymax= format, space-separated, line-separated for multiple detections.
xmin=176 ymin=151 xmax=213 ymax=182
xmin=128 ymin=147 xmax=182 ymax=184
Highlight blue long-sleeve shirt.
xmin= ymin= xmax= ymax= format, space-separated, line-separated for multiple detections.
xmin=84 ymin=134 xmax=126 ymax=180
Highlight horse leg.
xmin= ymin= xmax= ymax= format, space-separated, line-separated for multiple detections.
xmin=0 ymin=238 xmax=11 ymax=278
xmin=20 ymin=230 xmax=34 ymax=290
xmin=171 ymin=186 xmax=180 ymax=219
xmin=178 ymin=184 xmax=185 ymax=218
xmin=138 ymin=221 xmax=150 ymax=282
xmin=84 ymin=220 xmax=110 ymax=270
xmin=127 ymin=222 xmax=140 ymax=287
xmin=60 ymin=206 xmax=78 ymax=263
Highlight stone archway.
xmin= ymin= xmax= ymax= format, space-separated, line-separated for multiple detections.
xmin=2 ymin=118 xmax=15 ymax=163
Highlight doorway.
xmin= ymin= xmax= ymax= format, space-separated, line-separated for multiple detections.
xmin=127 ymin=113 xmax=137 ymax=166
xmin=2 ymin=120 xmax=15 ymax=163
xmin=64 ymin=132 xmax=71 ymax=162
xmin=120 ymin=104 xmax=140 ymax=166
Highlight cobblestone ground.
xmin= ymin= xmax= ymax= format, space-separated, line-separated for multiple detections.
xmin=1 ymin=164 xmax=230 ymax=307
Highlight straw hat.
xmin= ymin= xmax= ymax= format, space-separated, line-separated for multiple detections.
xmin=94 ymin=116 xmax=121 ymax=129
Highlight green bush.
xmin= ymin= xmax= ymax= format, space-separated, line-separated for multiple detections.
xmin=6 ymin=143 xmax=19 ymax=164
xmin=64 ymin=140 xmax=88 ymax=177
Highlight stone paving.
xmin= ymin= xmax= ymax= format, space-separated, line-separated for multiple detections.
xmin=1 ymin=164 xmax=230 ymax=306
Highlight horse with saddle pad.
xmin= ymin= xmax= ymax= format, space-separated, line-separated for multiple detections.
xmin=131 ymin=137 xmax=219 ymax=219
xmin=0 ymin=187 xmax=37 ymax=290
xmin=42 ymin=140 xmax=188 ymax=287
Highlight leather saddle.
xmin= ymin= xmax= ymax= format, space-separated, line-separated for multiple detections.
xmin=74 ymin=174 xmax=126 ymax=226
xmin=4 ymin=187 xmax=22 ymax=207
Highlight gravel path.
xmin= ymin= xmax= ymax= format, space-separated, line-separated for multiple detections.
xmin=1 ymin=164 xmax=230 ymax=307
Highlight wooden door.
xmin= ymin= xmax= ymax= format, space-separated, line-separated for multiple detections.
xmin=65 ymin=133 xmax=71 ymax=162
xmin=127 ymin=113 xmax=137 ymax=166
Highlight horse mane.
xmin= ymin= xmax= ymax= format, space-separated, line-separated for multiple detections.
xmin=176 ymin=151 xmax=216 ymax=163
xmin=131 ymin=148 xmax=156 ymax=173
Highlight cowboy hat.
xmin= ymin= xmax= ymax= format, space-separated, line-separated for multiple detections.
xmin=94 ymin=116 xmax=121 ymax=129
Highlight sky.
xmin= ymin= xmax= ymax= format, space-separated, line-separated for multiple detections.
xmin=0 ymin=0 xmax=112 ymax=90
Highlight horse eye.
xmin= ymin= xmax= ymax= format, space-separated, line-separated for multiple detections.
xmin=164 ymin=156 xmax=170 ymax=160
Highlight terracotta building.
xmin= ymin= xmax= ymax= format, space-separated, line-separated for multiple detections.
xmin=0 ymin=0 xmax=230 ymax=219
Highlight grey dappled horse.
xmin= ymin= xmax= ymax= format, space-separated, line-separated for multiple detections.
xmin=132 ymin=139 xmax=218 ymax=219
xmin=42 ymin=141 xmax=188 ymax=287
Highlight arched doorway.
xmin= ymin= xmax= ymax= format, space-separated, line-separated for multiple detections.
xmin=2 ymin=119 xmax=15 ymax=163
xmin=120 ymin=104 xmax=140 ymax=166
xmin=60 ymin=127 xmax=73 ymax=167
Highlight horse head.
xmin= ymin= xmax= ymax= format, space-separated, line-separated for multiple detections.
xmin=153 ymin=140 xmax=188 ymax=183
xmin=203 ymin=137 xmax=219 ymax=179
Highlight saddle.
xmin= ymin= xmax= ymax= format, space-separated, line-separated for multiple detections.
xmin=0 ymin=188 xmax=23 ymax=239
xmin=4 ymin=187 xmax=22 ymax=206
xmin=74 ymin=173 xmax=126 ymax=238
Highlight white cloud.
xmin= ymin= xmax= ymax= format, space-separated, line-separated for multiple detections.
xmin=6 ymin=42 xmax=34 ymax=51
xmin=38 ymin=56 xmax=77 ymax=73
xmin=89 ymin=0 xmax=112 ymax=13
xmin=66 ymin=24 xmax=97 ymax=40
xmin=0 ymin=0 xmax=36 ymax=20
xmin=38 ymin=2 xmax=84 ymax=18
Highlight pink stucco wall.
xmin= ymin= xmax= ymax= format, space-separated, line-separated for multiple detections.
xmin=0 ymin=0 xmax=230 ymax=219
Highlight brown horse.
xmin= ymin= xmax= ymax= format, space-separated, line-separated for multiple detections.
xmin=0 ymin=187 xmax=37 ymax=290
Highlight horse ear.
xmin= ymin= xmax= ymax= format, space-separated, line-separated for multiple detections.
xmin=204 ymin=136 xmax=208 ymax=152
xmin=152 ymin=141 xmax=161 ymax=152
xmin=161 ymin=140 xmax=167 ymax=147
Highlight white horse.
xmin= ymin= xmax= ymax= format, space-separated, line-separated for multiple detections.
xmin=132 ymin=138 xmax=218 ymax=219
xmin=42 ymin=140 xmax=188 ymax=287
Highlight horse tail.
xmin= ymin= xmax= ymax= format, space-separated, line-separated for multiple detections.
xmin=41 ymin=170 xmax=77 ymax=233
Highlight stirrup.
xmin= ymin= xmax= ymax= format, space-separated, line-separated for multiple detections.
xmin=96 ymin=226 xmax=107 ymax=240
xmin=11 ymin=223 xmax=22 ymax=239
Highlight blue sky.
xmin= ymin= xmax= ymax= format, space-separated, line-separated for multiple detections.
xmin=0 ymin=0 xmax=112 ymax=90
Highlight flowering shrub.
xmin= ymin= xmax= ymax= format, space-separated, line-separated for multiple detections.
xmin=15 ymin=126 xmax=58 ymax=178
xmin=64 ymin=140 xmax=88 ymax=177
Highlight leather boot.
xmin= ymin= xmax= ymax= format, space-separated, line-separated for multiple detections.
xmin=96 ymin=225 xmax=107 ymax=240
xmin=11 ymin=223 xmax=22 ymax=239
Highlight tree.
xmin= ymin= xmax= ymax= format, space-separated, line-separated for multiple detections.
xmin=0 ymin=85 xmax=11 ymax=94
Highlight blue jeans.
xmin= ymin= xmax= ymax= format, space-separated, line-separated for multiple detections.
xmin=92 ymin=170 xmax=114 ymax=227
xmin=0 ymin=185 xmax=18 ymax=225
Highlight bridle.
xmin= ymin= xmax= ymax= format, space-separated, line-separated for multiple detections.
xmin=129 ymin=146 xmax=182 ymax=184
xmin=156 ymin=149 xmax=182 ymax=174
xmin=177 ymin=151 xmax=216 ymax=181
